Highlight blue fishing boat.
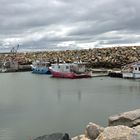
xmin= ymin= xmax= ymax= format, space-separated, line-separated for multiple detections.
xmin=31 ymin=60 xmax=51 ymax=74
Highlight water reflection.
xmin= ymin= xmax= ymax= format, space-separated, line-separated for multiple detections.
xmin=0 ymin=128 xmax=14 ymax=140
xmin=77 ymin=90 xmax=82 ymax=101
xmin=125 ymin=79 xmax=140 ymax=93
xmin=112 ymin=79 xmax=140 ymax=94
xmin=129 ymin=85 xmax=140 ymax=93
xmin=57 ymin=89 xmax=61 ymax=101
xmin=56 ymin=89 xmax=82 ymax=102
xmin=129 ymin=80 xmax=140 ymax=93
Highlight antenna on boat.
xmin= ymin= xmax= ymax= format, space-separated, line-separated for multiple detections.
xmin=77 ymin=54 xmax=82 ymax=63
xmin=57 ymin=57 xmax=59 ymax=64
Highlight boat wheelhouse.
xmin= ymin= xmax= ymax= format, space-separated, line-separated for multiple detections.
xmin=31 ymin=60 xmax=51 ymax=74
xmin=50 ymin=62 xmax=92 ymax=79
xmin=122 ymin=61 xmax=140 ymax=79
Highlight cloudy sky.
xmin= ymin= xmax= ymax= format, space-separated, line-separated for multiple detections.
xmin=0 ymin=0 xmax=140 ymax=52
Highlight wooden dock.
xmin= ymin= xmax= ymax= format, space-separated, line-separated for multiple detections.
xmin=91 ymin=73 xmax=108 ymax=77
xmin=90 ymin=68 xmax=109 ymax=77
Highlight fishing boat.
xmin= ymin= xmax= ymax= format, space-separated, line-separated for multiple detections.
xmin=31 ymin=60 xmax=51 ymax=74
xmin=0 ymin=60 xmax=19 ymax=72
xmin=122 ymin=61 xmax=140 ymax=79
xmin=0 ymin=44 xmax=19 ymax=73
xmin=50 ymin=62 xmax=92 ymax=79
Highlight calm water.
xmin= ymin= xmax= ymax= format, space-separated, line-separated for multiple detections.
xmin=0 ymin=72 xmax=140 ymax=140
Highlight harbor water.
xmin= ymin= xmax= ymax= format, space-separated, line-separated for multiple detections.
xmin=0 ymin=72 xmax=140 ymax=140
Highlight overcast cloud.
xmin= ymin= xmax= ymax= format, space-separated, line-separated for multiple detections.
xmin=0 ymin=0 xmax=140 ymax=52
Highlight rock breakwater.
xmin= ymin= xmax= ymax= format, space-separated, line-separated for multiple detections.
xmin=33 ymin=109 xmax=140 ymax=140
xmin=72 ymin=109 xmax=140 ymax=140
xmin=0 ymin=46 xmax=140 ymax=68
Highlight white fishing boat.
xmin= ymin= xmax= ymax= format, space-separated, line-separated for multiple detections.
xmin=0 ymin=60 xmax=19 ymax=72
xmin=0 ymin=44 xmax=20 ymax=73
xmin=122 ymin=61 xmax=140 ymax=79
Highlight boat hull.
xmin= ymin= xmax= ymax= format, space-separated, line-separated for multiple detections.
xmin=32 ymin=67 xmax=51 ymax=74
xmin=122 ymin=72 xmax=140 ymax=79
xmin=51 ymin=70 xmax=91 ymax=79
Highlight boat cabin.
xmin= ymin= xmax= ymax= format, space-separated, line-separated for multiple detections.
xmin=122 ymin=62 xmax=140 ymax=73
xmin=51 ymin=63 xmax=87 ymax=74
xmin=32 ymin=60 xmax=50 ymax=68
xmin=133 ymin=63 xmax=140 ymax=73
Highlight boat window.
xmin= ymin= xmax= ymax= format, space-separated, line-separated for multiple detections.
xmin=58 ymin=65 xmax=60 ymax=68
xmin=135 ymin=67 xmax=137 ymax=71
xmin=139 ymin=67 xmax=140 ymax=71
xmin=66 ymin=66 xmax=69 ymax=69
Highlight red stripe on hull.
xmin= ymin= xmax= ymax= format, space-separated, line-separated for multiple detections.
xmin=51 ymin=71 xmax=91 ymax=79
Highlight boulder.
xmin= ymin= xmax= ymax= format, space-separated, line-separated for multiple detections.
xmin=85 ymin=122 xmax=104 ymax=140
xmin=33 ymin=133 xmax=70 ymax=140
xmin=72 ymin=135 xmax=90 ymax=140
xmin=109 ymin=109 xmax=140 ymax=127
xmin=96 ymin=125 xmax=133 ymax=140
xmin=133 ymin=125 xmax=140 ymax=139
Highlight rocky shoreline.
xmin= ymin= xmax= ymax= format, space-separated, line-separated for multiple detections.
xmin=33 ymin=109 xmax=140 ymax=140
xmin=0 ymin=46 xmax=140 ymax=69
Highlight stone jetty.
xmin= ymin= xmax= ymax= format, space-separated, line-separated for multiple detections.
xmin=109 ymin=109 xmax=140 ymax=127
xmin=73 ymin=109 xmax=140 ymax=140
xmin=33 ymin=109 xmax=140 ymax=140
xmin=0 ymin=46 xmax=140 ymax=69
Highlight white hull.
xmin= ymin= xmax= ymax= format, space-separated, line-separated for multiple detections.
xmin=122 ymin=72 xmax=140 ymax=79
